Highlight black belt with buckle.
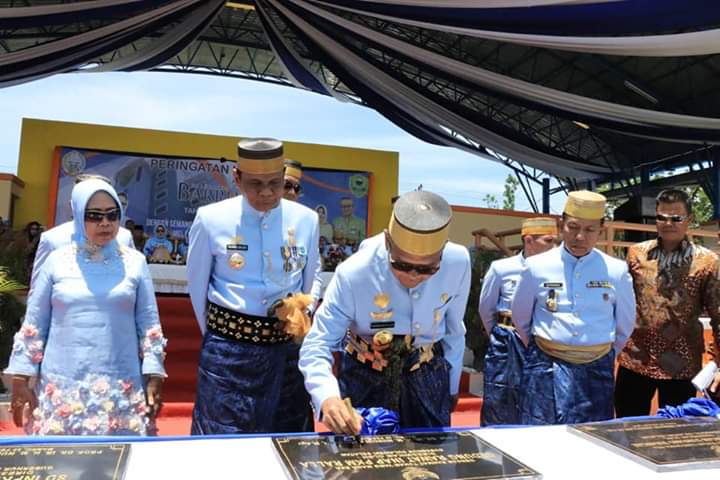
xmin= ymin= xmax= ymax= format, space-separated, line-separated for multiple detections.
xmin=206 ymin=301 xmax=292 ymax=345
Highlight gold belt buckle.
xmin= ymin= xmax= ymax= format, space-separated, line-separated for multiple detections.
xmin=497 ymin=312 xmax=513 ymax=328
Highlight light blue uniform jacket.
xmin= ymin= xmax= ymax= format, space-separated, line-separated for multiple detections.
xmin=478 ymin=253 xmax=525 ymax=334
xmin=186 ymin=196 xmax=321 ymax=333
xmin=299 ymin=234 xmax=471 ymax=414
xmin=510 ymin=245 xmax=636 ymax=354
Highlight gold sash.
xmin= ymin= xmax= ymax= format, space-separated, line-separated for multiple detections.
xmin=535 ymin=336 xmax=611 ymax=365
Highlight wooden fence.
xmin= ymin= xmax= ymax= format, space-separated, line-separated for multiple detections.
xmin=473 ymin=220 xmax=719 ymax=258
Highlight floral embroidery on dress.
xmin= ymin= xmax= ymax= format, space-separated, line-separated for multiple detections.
xmin=67 ymin=242 xmax=131 ymax=275
xmin=11 ymin=323 xmax=45 ymax=365
xmin=140 ymin=325 xmax=168 ymax=360
xmin=30 ymin=373 xmax=149 ymax=436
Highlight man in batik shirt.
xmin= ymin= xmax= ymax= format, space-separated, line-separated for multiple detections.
xmin=615 ymin=189 xmax=720 ymax=417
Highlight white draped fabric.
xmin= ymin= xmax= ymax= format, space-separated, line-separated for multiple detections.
xmin=290 ymin=0 xmax=720 ymax=137
xmin=268 ymin=0 xmax=609 ymax=178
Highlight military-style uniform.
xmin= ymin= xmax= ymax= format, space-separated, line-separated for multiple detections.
xmin=478 ymin=217 xmax=557 ymax=426
xmin=187 ymin=139 xmax=321 ymax=435
xmin=283 ymin=159 xmax=303 ymax=202
xmin=510 ymin=192 xmax=636 ymax=425
xmin=478 ymin=253 xmax=526 ymax=426
xmin=300 ymin=191 xmax=471 ymax=429
xmin=284 ymin=159 xmax=303 ymax=183
xmin=333 ymin=215 xmax=366 ymax=244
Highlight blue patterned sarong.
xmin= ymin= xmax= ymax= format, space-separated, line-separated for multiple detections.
xmin=190 ymin=333 xmax=312 ymax=434
xmin=338 ymin=344 xmax=451 ymax=429
xmin=481 ymin=325 xmax=526 ymax=426
xmin=520 ymin=338 xmax=614 ymax=425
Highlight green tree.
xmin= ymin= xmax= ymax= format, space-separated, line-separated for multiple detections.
xmin=0 ymin=266 xmax=26 ymax=391
xmin=687 ymin=187 xmax=713 ymax=227
xmin=463 ymin=247 xmax=504 ymax=371
xmin=482 ymin=194 xmax=499 ymax=209
xmin=600 ymin=185 xmax=715 ymax=225
xmin=502 ymin=174 xmax=519 ymax=210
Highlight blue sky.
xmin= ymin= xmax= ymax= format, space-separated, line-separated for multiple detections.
xmin=0 ymin=71 xmax=562 ymax=212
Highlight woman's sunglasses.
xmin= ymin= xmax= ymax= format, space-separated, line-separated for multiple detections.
xmin=85 ymin=208 xmax=121 ymax=223
xmin=284 ymin=181 xmax=302 ymax=194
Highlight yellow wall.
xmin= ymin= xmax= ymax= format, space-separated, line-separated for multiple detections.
xmin=16 ymin=118 xmax=398 ymax=233
xmin=0 ymin=181 xmax=12 ymax=221
xmin=449 ymin=205 xmax=558 ymax=247
xmin=0 ymin=174 xmax=24 ymax=223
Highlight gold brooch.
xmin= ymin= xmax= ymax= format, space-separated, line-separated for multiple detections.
xmin=372 ymin=330 xmax=393 ymax=351
xmin=374 ymin=293 xmax=390 ymax=309
xmin=546 ymin=289 xmax=558 ymax=312
xmin=287 ymin=228 xmax=296 ymax=247
xmin=228 ymin=252 xmax=245 ymax=270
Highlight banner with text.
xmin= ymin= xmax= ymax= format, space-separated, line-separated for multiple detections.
xmin=53 ymin=147 xmax=370 ymax=265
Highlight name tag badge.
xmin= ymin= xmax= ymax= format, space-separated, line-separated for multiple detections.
xmin=226 ymin=244 xmax=249 ymax=251
xmin=370 ymin=321 xmax=395 ymax=329
xmin=543 ymin=282 xmax=563 ymax=288
xmin=587 ymin=281 xmax=613 ymax=289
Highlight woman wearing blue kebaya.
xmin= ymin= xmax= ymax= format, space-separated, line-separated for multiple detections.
xmin=5 ymin=179 xmax=167 ymax=435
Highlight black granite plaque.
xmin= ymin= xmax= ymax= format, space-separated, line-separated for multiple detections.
xmin=569 ymin=417 xmax=720 ymax=472
xmin=0 ymin=443 xmax=130 ymax=480
xmin=273 ymin=431 xmax=541 ymax=479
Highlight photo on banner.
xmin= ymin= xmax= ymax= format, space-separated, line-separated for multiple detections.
xmin=297 ymin=168 xmax=370 ymax=272
xmin=50 ymin=147 xmax=370 ymax=267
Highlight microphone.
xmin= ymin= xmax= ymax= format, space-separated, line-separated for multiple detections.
xmin=692 ymin=361 xmax=718 ymax=400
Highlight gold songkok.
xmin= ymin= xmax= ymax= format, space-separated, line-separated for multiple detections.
xmin=563 ymin=191 xmax=606 ymax=220
xmin=388 ymin=190 xmax=451 ymax=257
xmin=521 ymin=217 xmax=558 ymax=236
xmin=237 ymin=138 xmax=284 ymax=174
xmin=284 ymin=159 xmax=303 ymax=181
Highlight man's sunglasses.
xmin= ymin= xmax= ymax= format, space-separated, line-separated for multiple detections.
xmin=284 ymin=182 xmax=302 ymax=194
xmin=656 ymin=214 xmax=688 ymax=224
xmin=389 ymin=257 xmax=441 ymax=276
xmin=85 ymin=209 xmax=121 ymax=223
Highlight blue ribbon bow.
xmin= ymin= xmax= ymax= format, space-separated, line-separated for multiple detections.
xmin=357 ymin=407 xmax=400 ymax=435
xmin=656 ymin=398 xmax=720 ymax=418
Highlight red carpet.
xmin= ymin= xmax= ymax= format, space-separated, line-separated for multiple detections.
xmin=0 ymin=294 xmax=483 ymax=436
xmin=158 ymin=295 xmax=203 ymax=403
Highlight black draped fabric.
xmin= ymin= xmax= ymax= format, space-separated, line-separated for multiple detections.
xmin=4 ymin=0 xmax=720 ymax=180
